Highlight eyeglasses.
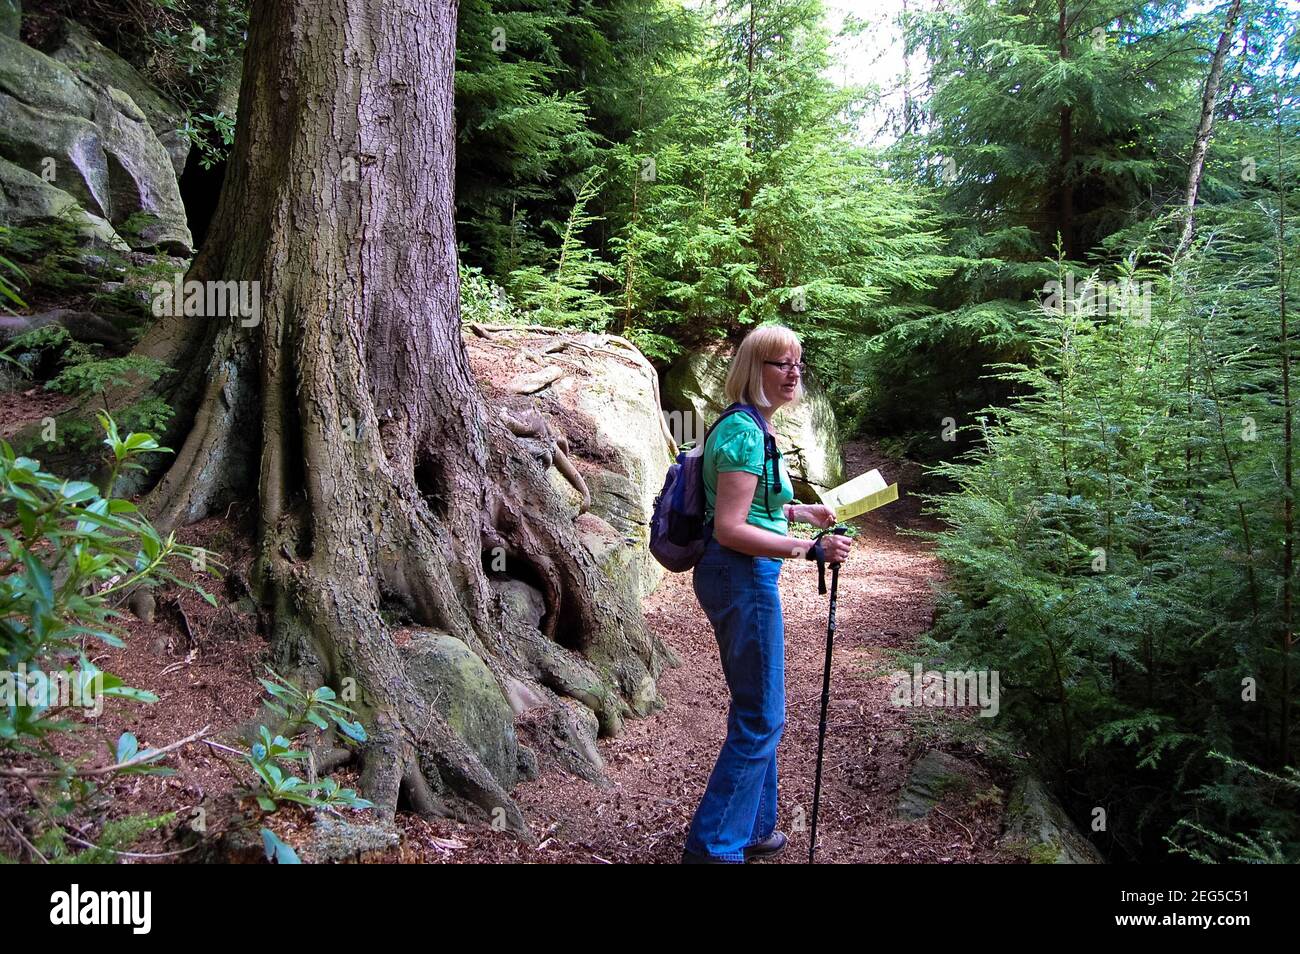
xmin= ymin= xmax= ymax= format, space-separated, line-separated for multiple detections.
xmin=765 ymin=360 xmax=805 ymax=375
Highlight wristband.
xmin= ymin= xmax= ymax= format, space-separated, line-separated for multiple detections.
xmin=806 ymin=530 xmax=831 ymax=594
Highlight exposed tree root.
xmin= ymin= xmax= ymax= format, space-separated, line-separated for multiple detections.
xmin=499 ymin=406 xmax=591 ymax=513
xmin=128 ymin=283 xmax=669 ymax=835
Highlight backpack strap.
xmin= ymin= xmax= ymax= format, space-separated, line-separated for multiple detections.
xmin=709 ymin=403 xmax=781 ymax=520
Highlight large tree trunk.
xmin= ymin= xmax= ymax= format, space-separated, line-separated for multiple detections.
xmin=121 ymin=0 xmax=672 ymax=836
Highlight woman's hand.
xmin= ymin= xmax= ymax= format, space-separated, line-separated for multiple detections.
xmin=820 ymin=532 xmax=852 ymax=564
xmin=794 ymin=503 xmax=837 ymax=529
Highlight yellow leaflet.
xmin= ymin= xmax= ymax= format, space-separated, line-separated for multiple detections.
xmin=818 ymin=468 xmax=900 ymax=521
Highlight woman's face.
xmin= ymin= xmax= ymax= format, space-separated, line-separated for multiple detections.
xmin=763 ymin=345 xmax=803 ymax=408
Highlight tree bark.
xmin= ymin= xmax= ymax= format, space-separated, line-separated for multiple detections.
xmin=1274 ymin=116 xmax=1292 ymax=767
xmin=1177 ymin=0 xmax=1243 ymax=254
xmin=1055 ymin=0 xmax=1075 ymax=259
xmin=122 ymin=0 xmax=671 ymax=835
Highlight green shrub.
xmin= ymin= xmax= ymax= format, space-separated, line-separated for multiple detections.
xmin=239 ymin=669 xmax=372 ymax=815
xmin=0 ymin=324 xmax=175 ymax=456
xmin=0 ymin=246 xmax=28 ymax=316
xmin=0 ymin=213 xmax=113 ymax=301
xmin=460 ymin=263 xmax=524 ymax=326
xmin=0 ymin=413 xmax=219 ymax=861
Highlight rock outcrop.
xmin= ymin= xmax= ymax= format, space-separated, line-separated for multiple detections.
xmin=49 ymin=20 xmax=190 ymax=180
xmin=465 ymin=326 xmax=677 ymax=601
xmin=0 ymin=30 xmax=191 ymax=254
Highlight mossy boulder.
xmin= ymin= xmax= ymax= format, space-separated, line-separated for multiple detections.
xmin=1000 ymin=773 xmax=1105 ymax=864
xmin=897 ymin=749 xmax=980 ymax=819
xmin=297 ymin=817 xmax=401 ymax=864
xmin=400 ymin=631 xmax=519 ymax=789
xmin=0 ymin=156 xmax=126 ymax=249
xmin=0 ymin=31 xmax=191 ymax=253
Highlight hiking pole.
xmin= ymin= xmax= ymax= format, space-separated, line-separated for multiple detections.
xmin=809 ymin=524 xmax=848 ymax=863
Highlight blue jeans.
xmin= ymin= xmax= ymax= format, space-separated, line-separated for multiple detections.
xmin=684 ymin=536 xmax=786 ymax=862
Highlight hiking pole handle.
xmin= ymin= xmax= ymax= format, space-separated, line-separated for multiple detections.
xmin=810 ymin=525 xmax=849 ymax=594
xmin=827 ymin=524 xmax=849 ymax=568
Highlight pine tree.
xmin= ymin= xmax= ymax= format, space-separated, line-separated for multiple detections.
xmin=507 ymin=171 xmax=616 ymax=328
xmin=603 ymin=0 xmax=957 ymax=401
xmin=913 ymin=17 xmax=1299 ymax=853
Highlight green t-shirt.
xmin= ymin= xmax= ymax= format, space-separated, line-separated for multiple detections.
xmin=703 ymin=410 xmax=795 ymax=535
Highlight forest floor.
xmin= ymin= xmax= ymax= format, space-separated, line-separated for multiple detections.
xmin=1 ymin=388 xmax=1026 ymax=861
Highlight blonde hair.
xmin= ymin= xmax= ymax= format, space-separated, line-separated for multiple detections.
xmin=724 ymin=324 xmax=805 ymax=409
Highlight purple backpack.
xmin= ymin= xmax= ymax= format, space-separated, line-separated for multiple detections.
xmin=649 ymin=403 xmax=780 ymax=571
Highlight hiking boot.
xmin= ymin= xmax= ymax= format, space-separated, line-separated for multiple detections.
xmin=743 ymin=830 xmax=788 ymax=861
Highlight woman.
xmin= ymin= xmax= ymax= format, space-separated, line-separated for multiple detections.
xmin=681 ymin=324 xmax=853 ymax=864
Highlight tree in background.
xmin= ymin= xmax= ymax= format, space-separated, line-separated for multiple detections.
xmin=454 ymin=0 xmax=697 ymax=281
xmin=600 ymin=0 xmax=956 ymax=414
xmin=858 ymin=0 xmax=1292 ymax=458
xmin=454 ymin=0 xmax=599 ymax=276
